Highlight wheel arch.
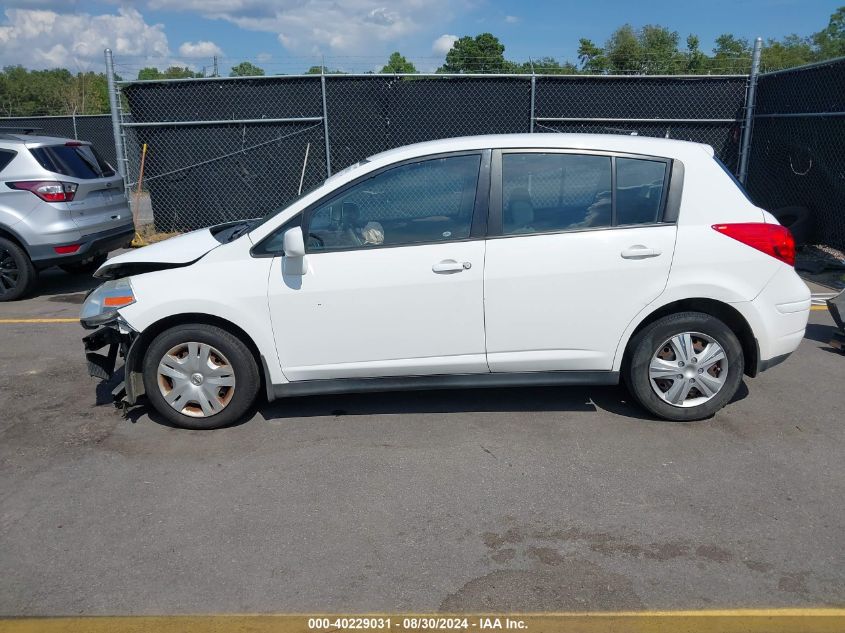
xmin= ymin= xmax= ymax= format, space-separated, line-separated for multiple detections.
xmin=125 ymin=312 xmax=271 ymax=404
xmin=618 ymin=298 xmax=759 ymax=377
xmin=0 ymin=224 xmax=30 ymax=254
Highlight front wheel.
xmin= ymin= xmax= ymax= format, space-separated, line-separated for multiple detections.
xmin=142 ymin=324 xmax=260 ymax=429
xmin=625 ymin=312 xmax=744 ymax=421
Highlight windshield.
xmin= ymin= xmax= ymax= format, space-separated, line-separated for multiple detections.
xmin=246 ymin=157 xmax=373 ymax=235
xmin=247 ymin=180 xmax=326 ymax=234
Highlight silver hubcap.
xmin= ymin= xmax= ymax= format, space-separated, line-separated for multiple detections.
xmin=649 ymin=332 xmax=728 ymax=408
xmin=157 ymin=342 xmax=236 ymax=417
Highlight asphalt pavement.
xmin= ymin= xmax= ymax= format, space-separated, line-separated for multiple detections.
xmin=0 ymin=268 xmax=843 ymax=615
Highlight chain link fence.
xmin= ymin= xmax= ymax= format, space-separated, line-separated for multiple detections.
xmin=9 ymin=62 xmax=843 ymax=252
xmin=745 ymin=57 xmax=845 ymax=251
xmin=114 ymin=72 xmax=749 ymax=233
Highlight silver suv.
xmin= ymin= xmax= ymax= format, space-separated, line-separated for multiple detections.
xmin=0 ymin=131 xmax=134 ymax=301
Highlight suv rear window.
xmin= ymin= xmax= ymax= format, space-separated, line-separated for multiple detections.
xmin=29 ymin=144 xmax=115 ymax=179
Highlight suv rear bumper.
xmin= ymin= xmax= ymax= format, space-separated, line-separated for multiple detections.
xmin=29 ymin=223 xmax=135 ymax=268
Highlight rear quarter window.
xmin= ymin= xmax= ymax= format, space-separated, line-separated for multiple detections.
xmin=28 ymin=144 xmax=115 ymax=179
xmin=0 ymin=149 xmax=16 ymax=174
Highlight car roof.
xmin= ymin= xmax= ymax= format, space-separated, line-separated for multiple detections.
xmin=364 ymin=133 xmax=714 ymax=166
xmin=0 ymin=133 xmax=89 ymax=146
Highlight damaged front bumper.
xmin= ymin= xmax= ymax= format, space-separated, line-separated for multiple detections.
xmin=82 ymin=318 xmax=143 ymax=406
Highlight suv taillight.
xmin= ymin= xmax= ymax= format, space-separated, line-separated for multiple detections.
xmin=712 ymin=222 xmax=796 ymax=266
xmin=6 ymin=180 xmax=78 ymax=202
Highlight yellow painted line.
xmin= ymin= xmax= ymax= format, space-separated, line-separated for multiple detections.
xmin=0 ymin=318 xmax=79 ymax=324
xmin=1 ymin=611 xmax=845 ymax=633
xmin=810 ymin=304 xmax=829 ymax=311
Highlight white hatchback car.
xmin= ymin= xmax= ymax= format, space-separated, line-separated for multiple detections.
xmin=81 ymin=134 xmax=810 ymax=429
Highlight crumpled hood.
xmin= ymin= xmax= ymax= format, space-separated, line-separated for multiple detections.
xmin=95 ymin=227 xmax=221 ymax=280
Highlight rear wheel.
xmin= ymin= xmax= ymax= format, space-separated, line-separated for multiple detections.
xmin=142 ymin=324 xmax=260 ymax=429
xmin=0 ymin=236 xmax=37 ymax=302
xmin=625 ymin=312 xmax=744 ymax=421
xmin=60 ymin=253 xmax=108 ymax=275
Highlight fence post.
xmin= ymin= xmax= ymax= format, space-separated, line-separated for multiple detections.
xmin=738 ymin=37 xmax=763 ymax=184
xmin=104 ymin=48 xmax=127 ymax=185
xmin=530 ymin=75 xmax=536 ymax=133
xmin=320 ymin=72 xmax=332 ymax=177
xmin=71 ymin=108 xmax=78 ymax=140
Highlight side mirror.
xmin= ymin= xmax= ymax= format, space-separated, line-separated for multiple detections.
xmin=283 ymin=227 xmax=306 ymax=258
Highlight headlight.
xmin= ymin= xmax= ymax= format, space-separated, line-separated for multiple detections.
xmin=80 ymin=278 xmax=136 ymax=326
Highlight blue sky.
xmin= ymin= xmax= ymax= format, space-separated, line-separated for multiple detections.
xmin=0 ymin=0 xmax=841 ymax=74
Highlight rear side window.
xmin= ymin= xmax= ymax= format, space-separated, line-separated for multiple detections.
xmin=616 ymin=157 xmax=668 ymax=225
xmin=0 ymin=149 xmax=16 ymax=174
xmin=502 ymin=153 xmax=612 ymax=234
xmin=29 ymin=144 xmax=115 ymax=179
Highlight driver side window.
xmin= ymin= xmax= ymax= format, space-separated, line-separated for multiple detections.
xmin=305 ymin=154 xmax=481 ymax=252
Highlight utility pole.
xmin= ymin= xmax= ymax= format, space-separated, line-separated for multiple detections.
xmin=212 ymin=55 xmax=219 ymax=77
xmin=738 ymin=37 xmax=763 ymax=184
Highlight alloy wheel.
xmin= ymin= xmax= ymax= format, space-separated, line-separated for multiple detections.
xmin=0 ymin=247 xmax=20 ymax=297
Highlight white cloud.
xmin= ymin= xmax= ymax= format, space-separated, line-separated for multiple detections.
xmin=178 ymin=40 xmax=223 ymax=57
xmin=144 ymin=0 xmax=455 ymax=56
xmin=0 ymin=7 xmax=169 ymax=69
xmin=432 ymin=34 xmax=458 ymax=56
xmin=504 ymin=15 xmax=520 ymax=24
xmin=256 ymin=51 xmax=272 ymax=62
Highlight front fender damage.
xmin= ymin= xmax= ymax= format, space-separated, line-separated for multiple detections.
xmin=83 ymin=322 xmax=144 ymax=408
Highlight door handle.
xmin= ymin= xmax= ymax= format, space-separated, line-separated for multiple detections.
xmin=432 ymin=259 xmax=470 ymax=273
xmin=621 ymin=245 xmax=662 ymax=259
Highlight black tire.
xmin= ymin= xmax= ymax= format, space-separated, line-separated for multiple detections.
xmin=60 ymin=253 xmax=108 ymax=275
xmin=142 ymin=324 xmax=260 ymax=430
xmin=625 ymin=312 xmax=744 ymax=421
xmin=0 ymin=236 xmax=37 ymax=302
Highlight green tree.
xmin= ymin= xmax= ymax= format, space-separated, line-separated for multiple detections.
xmin=0 ymin=66 xmax=113 ymax=116
xmin=381 ymin=52 xmax=417 ymax=73
xmin=598 ymin=24 xmax=683 ymax=74
xmin=639 ymin=25 xmax=681 ymax=73
xmin=520 ymin=57 xmax=577 ymax=74
xmin=577 ymin=38 xmax=608 ymax=73
xmin=137 ymin=67 xmax=161 ymax=80
xmin=812 ymin=6 xmax=845 ymax=58
xmin=438 ymin=33 xmax=507 ymax=73
xmin=605 ymin=24 xmax=643 ymax=73
xmin=229 ymin=62 xmax=265 ymax=77
xmin=762 ymin=34 xmax=815 ymax=71
xmin=305 ymin=65 xmax=344 ymax=74
xmin=711 ymin=34 xmax=751 ymax=72
xmin=685 ymin=34 xmax=706 ymax=73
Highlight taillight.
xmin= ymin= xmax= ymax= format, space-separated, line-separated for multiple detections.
xmin=6 ymin=180 xmax=77 ymax=202
xmin=712 ymin=222 xmax=796 ymax=266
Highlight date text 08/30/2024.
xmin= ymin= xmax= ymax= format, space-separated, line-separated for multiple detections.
xmin=307 ymin=618 xmax=528 ymax=630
